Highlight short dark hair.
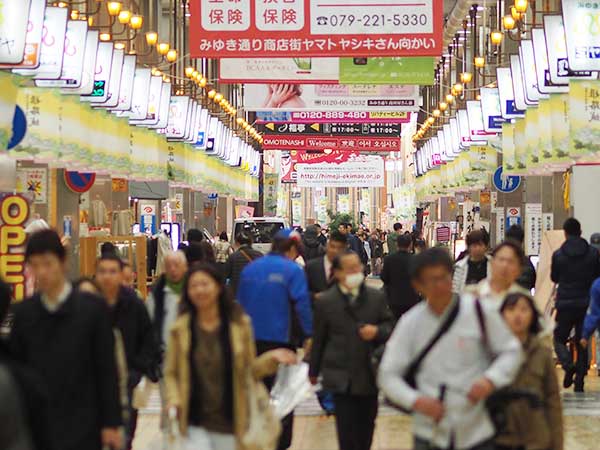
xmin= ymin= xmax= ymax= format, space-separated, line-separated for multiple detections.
xmin=410 ymin=247 xmax=453 ymax=281
xmin=393 ymin=222 xmax=402 ymax=231
xmin=97 ymin=253 xmax=124 ymax=271
xmin=397 ymin=234 xmax=413 ymax=249
xmin=25 ymin=229 xmax=66 ymax=262
xmin=466 ymin=230 xmax=487 ymax=247
xmin=492 ymin=240 xmax=526 ymax=265
xmin=328 ymin=230 xmax=348 ymax=245
xmin=332 ymin=250 xmax=359 ymax=271
xmin=506 ymin=225 xmax=525 ymax=244
xmin=563 ymin=218 xmax=582 ymax=237
xmin=100 ymin=242 xmax=117 ymax=257
xmin=501 ymin=292 xmax=542 ymax=335
xmin=235 ymin=232 xmax=252 ymax=246
xmin=187 ymin=228 xmax=204 ymax=243
xmin=271 ymin=236 xmax=300 ymax=254
xmin=219 ymin=231 xmax=228 ymax=241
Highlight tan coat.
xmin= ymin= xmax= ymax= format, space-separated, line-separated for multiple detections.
xmin=164 ymin=312 xmax=280 ymax=449
xmin=495 ymin=336 xmax=563 ymax=450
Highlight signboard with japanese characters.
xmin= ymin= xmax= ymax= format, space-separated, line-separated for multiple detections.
xmin=256 ymin=110 xmax=411 ymax=124
xmin=569 ymin=79 xmax=600 ymax=154
xmin=189 ymin=0 xmax=443 ymax=58
xmin=262 ymin=135 xmax=400 ymax=151
xmin=280 ymin=149 xmax=357 ymax=182
xmin=297 ymin=155 xmax=384 ymax=188
xmin=259 ymin=122 xmax=400 ymax=136
xmin=244 ymin=83 xmax=419 ymax=111
xmin=15 ymin=168 xmax=47 ymax=204
xmin=525 ymin=203 xmax=543 ymax=256
xmin=562 ymin=0 xmax=600 ymax=71
xmin=0 ymin=0 xmax=31 ymax=64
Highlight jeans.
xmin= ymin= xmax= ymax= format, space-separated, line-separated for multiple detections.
xmin=184 ymin=426 xmax=235 ymax=450
xmin=553 ymin=306 xmax=589 ymax=382
xmin=413 ymin=437 xmax=495 ymax=450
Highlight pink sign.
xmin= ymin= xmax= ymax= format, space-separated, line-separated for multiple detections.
xmin=263 ymin=135 xmax=400 ymax=151
xmin=256 ymin=111 xmax=411 ymax=124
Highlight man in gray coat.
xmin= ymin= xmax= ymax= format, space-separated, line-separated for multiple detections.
xmin=309 ymin=250 xmax=394 ymax=450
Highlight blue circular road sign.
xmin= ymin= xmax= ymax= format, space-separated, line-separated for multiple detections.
xmin=7 ymin=105 xmax=27 ymax=150
xmin=493 ymin=166 xmax=521 ymax=193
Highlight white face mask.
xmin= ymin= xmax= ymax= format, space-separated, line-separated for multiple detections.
xmin=344 ymin=272 xmax=365 ymax=290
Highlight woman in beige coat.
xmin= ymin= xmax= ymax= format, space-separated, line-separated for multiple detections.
xmin=164 ymin=264 xmax=295 ymax=450
xmin=496 ymin=292 xmax=563 ymax=450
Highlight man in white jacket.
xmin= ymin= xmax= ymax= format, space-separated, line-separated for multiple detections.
xmin=378 ymin=247 xmax=522 ymax=450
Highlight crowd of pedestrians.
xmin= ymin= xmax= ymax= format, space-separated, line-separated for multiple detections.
xmin=4 ymin=217 xmax=600 ymax=450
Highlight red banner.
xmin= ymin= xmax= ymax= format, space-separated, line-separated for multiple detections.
xmin=189 ymin=0 xmax=443 ymax=58
xmin=281 ymin=150 xmax=356 ymax=183
xmin=263 ymin=135 xmax=400 ymax=151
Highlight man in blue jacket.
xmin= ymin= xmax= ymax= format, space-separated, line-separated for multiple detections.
xmin=238 ymin=228 xmax=313 ymax=450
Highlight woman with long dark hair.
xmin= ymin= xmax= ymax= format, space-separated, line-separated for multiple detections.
xmin=164 ymin=264 xmax=295 ymax=450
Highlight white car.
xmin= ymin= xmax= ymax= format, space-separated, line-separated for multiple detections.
xmin=232 ymin=217 xmax=289 ymax=254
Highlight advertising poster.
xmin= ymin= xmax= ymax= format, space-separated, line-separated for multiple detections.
xmin=15 ymin=168 xmax=47 ymax=204
xmin=263 ymin=172 xmax=279 ymax=216
xmin=189 ymin=0 xmax=443 ymax=58
xmin=244 ymin=83 xmax=420 ymax=111
xmin=256 ymin=110 xmax=411 ymax=124
xmin=562 ymin=0 xmax=600 ymax=71
xmin=0 ymin=0 xmax=44 ymax=70
xmin=262 ymin=135 xmax=400 ymax=151
xmin=0 ymin=0 xmax=33 ymax=64
xmin=297 ymin=155 xmax=385 ymax=188
xmin=280 ymin=150 xmax=356 ymax=183
xmin=0 ymin=194 xmax=30 ymax=300
xmin=569 ymin=79 xmax=600 ymax=155
xmin=525 ymin=203 xmax=543 ymax=256
xmin=220 ymin=57 xmax=434 ymax=85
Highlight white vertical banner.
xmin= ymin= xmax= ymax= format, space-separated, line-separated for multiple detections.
xmin=495 ymin=207 xmax=505 ymax=245
xmin=542 ymin=213 xmax=554 ymax=232
xmin=525 ymin=203 xmax=543 ymax=255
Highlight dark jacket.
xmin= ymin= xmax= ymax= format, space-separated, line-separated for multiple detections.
xmin=380 ymin=250 xmax=420 ymax=320
xmin=149 ymin=274 xmax=168 ymax=349
xmin=9 ymin=291 xmax=121 ymax=450
xmin=305 ymin=256 xmax=333 ymax=302
xmin=348 ymin=234 xmax=368 ymax=265
xmin=303 ymin=227 xmax=326 ymax=262
xmin=551 ymin=237 xmax=600 ymax=309
xmin=369 ymin=237 xmax=384 ymax=259
xmin=309 ymin=284 xmax=394 ymax=395
xmin=111 ymin=287 xmax=160 ymax=387
xmin=516 ymin=257 xmax=537 ymax=291
xmin=224 ymin=245 xmax=263 ymax=297
xmin=0 ymin=364 xmax=34 ymax=450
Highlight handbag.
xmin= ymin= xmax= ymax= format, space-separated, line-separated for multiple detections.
xmin=241 ymin=372 xmax=282 ymax=450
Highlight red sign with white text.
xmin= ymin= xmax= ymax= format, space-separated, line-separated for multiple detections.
xmin=263 ymin=135 xmax=400 ymax=151
xmin=189 ymin=0 xmax=443 ymax=58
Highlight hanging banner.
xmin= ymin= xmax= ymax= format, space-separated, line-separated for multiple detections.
xmin=244 ymin=83 xmax=419 ymax=111
xmin=531 ymin=28 xmax=568 ymax=94
xmin=1 ymin=0 xmax=45 ymax=70
xmin=108 ymin=53 xmax=136 ymax=111
xmin=510 ymin=55 xmax=530 ymax=110
xmin=297 ymin=156 xmax=384 ymax=187
xmin=497 ymin=67 xmax=524 ymax=118
xmin=15 ymin=167 xmax=47 ymax=204
xmin=262 ymin=135 xmax=400 ymax=151
xmin=61 ymin=30 xmax=99 ymax=95
xmin=0 ymin=0 xmax=32 ymax=64
xmin=259 ymin=122 xmax=400 ymax=136
xmin=189 ymin=0 xmax=443 ymax=58
xmin=562 ymin=0 xmax=600 ymax=72
xmin=569 ymin=79 xmax=600 ymax=155
xmin=479 ymin=87 xmax=505 ymax=132
xmin=525 ymin=203 xmax=543 ymax=256
xmin=263 ymin=172 xmax=279 ymax=215
xmin=0 ymin=194 xmax=30 ymax=301
xmin=519 ymin=40 xmax=547 ymax=103
xmin=339 ymin=56 xmax=434 ymax=84
xmin=80 ymin=42 xmax=114 ymax=103
xmin=256 ymin=110 xmax=410 ymax=124
xmin=280 ymin=150 xmax=357 ymax=183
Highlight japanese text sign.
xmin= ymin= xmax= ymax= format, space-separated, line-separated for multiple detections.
xmin=189 ymin=0 xmax=443 ymax=58
xmin=262 ymin=135 xmax=400 ymax=151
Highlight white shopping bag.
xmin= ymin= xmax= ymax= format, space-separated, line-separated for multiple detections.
xmin=146 ymin=407 xmax=183 ymax=450
xmin=269 ymin=362 xmax=313 ymax=419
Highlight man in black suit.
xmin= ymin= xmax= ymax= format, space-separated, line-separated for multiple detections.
xmin=309 ymin=251 xmax=394 ymax=450
xmin=305 ymin=231 xmax=348 ymax=303
xmin=380 ymin=233 xmax=421 ymax=321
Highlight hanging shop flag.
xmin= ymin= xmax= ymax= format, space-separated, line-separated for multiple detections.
xmin=0 ymin=73 xmax=19 ymax=150
xmin=524 ymin=108 xmax=542 ymax=170
xmin=258 ymin=122 xmax=400 ymax=136
xmin=562 ymin=0 xmax=600 ymax=72
xmin=510 ymin=55 xmax=531 ymax=110
xmin=108 ymin=54 xmax=136 ymax=111
xmin=467 ymin=100 xmax=496 ymax=140
xmin=531 ymin=29 xmax=568 ymax=95
xmin=115 ymin=68 xmax=152 ymax=120
xmin=244 ymin=84 xmax=419 ymax=112
xmin=537 ymin=98 xmax=553 ymax=163
xmin=543 ymin=15 xmax=594 ymax=85
xmin=502 ymin=122 xmax=517 ymax=174
xmin=129 ymin=75 xmax=161 ymax=124
xmin=479 ymin=88 xmax=505 ymax=132
xmin=189 ymin=0 xmax=443 ymax=58
xmin=497 ymin=68 xmax=524 ymax=118
xmin=256 ymin=110 xmax=411 ymax=124
xmin=449 ymin=118 xmax=461 ymax=155
xmin=549 ymin=93 xmax=572 ymax=163
xmin=297 ymin=155 xmax=384 ymax=188
xmin=3 ymin=0 xmax=45 ymax=70
xmin=513 ymin=118 xmax=528 ymax=174
xmin=0 ymin=0 xmax=32 ymax=64
xmin=80 ymin=42 xmax=114 ymax=103
xmin=62 ymin=30 xmax=99 ymax=95
xmin=569 ymin=79 xmax=600 ymax=155
xmin=519 ymin=40 xmax=547 ymax=103
xmin=262 ymin=135 xmax=400 ymax=151
xmin=36 ymin=20 xmax=88 ymax=88
xmin=165 ymin=96 xmax=191 ymax=140
xmin=13 ymin=7 xmax=67 ymax=79
xmin=95 ymin=49 xmax=125 ymax=109
xmin=457 ymin=109 xmax=472 ymax=148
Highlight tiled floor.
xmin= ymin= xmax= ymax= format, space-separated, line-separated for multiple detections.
xmin=134 ymin=373 xmax=600 ymax=450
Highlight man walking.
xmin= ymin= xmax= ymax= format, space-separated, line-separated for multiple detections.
xmin=306 ymin=231 xmax=348 ymax=302
xmin=309 ymin=251 xmax=393 ymax=450
xmin=10 ymin=230 xmax=122 ymax=450
xmin=379 ymin=248 xmax=522 ymax=450
xmin=238 ymin=229 xmax=313 ymax=450
xmin=303 ymin=224 xmax=326 ymax=262
xmin=386 ymin=222 xmax=403 ymax=255
xmin=551 ymin=218 xmax=600 ymax=391
xmin=95 ymin=253 xmax=160 ymax=450
xmin=380 ymin=233 xmax=420 ymax=320
xmin=224 ymin=232 xmax=263 ymax=297
xmin=453 ymin=230 xmax=491 ymax=294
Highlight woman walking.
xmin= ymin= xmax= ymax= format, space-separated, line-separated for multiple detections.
xmin=214 ymin=232 xmax=233 ymax=276
xmin=164 ymin=264 xmax=295 ymax=450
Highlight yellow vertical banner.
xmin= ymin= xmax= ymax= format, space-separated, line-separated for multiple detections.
xmin=0 ymin=72 xmax=19 ymax=152
xmin=569 ymin=79 xmax=600 ymax=157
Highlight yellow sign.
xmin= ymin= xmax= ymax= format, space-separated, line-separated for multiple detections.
xmin=0 ymin=195 xmax=30 ymax=301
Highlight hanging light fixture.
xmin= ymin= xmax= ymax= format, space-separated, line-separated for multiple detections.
xmin=99 ymin=32 xmax=112 ymax=42
xmin=433 ymin=109 xmax=441 ymax=117
xmin=490 ymin=30 xmax=503 ymax=45
xmin=474 ymin=56 xmax=485 ymax=68
xmin=118 ymin=10 xmax=132 ymax=24
xmin=454 ymin=82 xmax=464 ymax=93
xmin=145 ymin=32 xmax=158 ymax=46
xmin=460 ymin=72 xmax=473 ymax=83
xmin=427 ymin=117 xmax=435 ymax=124
xmin=439 ymin=102 xmax=448 ymax=112
xmin=503 ymin=15 xmax=516 ymax=30
xmin=199 ymin=78 xmax=207 ymax=88
xmin=446 ymin=93 xmax=455 ymax=104
xmin=207 ymin=90 xmax=216 ymax=99
xmin=114 ymin=42 xmax=126 ymax=50
xmin=157 ymin=42 xmax=170 ymax=55
xmin=107 ymin=1 xmax=122 ymax=16
xmin=514 ymin=0 xmax=528 ymax=14
xmin=214 ymin=93 xmax=224 ymax=103
xmin=185 ymin=67 xmax=195 ymax=78
xmin=129 ymin=15 xmax=143 ymax=30
xmin=166 ymin=49 xmax=178 ymax=62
